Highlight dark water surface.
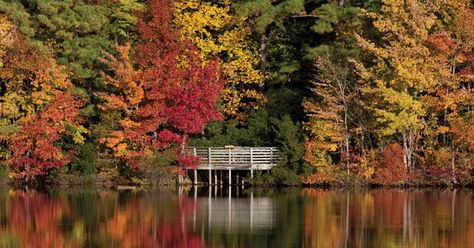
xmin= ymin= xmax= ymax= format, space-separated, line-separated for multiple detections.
xmin=0 ymin=187 xmax=473 ymax=248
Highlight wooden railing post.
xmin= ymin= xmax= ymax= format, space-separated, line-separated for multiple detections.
xmin=250 ymin=148 xmax=253 ymax=167
xmin=270 ymin=147 xmax=273 ymax=165
xmin=208 ymin=147 xmax=211 ymax=167
xmin=250 ymin=147 xmax=254 ymax=178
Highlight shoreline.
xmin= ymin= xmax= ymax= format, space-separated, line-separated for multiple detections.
xmin=5 ymin=180 xmax=473 ymax=190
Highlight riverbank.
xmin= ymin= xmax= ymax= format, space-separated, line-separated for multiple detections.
xmin=18 ymin=172 xmax=474 ymax=189
xmin=1 ymin=159 xmax=472 ymax=188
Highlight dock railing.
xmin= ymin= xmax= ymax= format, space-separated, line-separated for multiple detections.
xmin=188 ymin=146 xmax=280 ymax=170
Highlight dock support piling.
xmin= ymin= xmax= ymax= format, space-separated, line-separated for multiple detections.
xmin=194 ymin=169 xmax=197 ymax=185
xmin=229 ymin=169 xmax=232 ymax=185
xmin=208 ymin=169 xmax=211 ymax=185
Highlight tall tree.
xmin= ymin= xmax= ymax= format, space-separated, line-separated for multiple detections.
xmin=422 ymin=0 xmax=474 ymax=179
xmin=174 ymin=0 xmax=265 ymax=119
xmin=99 ymin=0 xmax=223 ymax=168
xmin=304 ymin=55 xmax=356 ymax=170
xmin=355 ymin=0 xmax=442 ymax=170
xmin=234 ymin=0 xmax=305 ymax=79
xmin=0 ymin=28 xmax=85 ymax=180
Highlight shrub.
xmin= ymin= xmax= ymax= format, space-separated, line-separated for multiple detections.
xmin=370 ymin=143 xmax=407 ymax=185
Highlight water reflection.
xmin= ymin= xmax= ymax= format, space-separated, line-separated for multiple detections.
xmin=193 ymin=187 xmax=275 ymax=232
xmin=0 ymin=188 xmax=472 ymax=247
xmin=302 ymin=189 xmax=474 ymax=248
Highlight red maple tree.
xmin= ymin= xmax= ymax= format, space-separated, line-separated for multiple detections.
xmin=100 ymin=0 xmax=222 ymax=169
xmin=9 ymin=93 xmax=83 ymax=179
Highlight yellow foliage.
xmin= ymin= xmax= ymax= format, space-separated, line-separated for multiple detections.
xmin=0 ymin=26 xmax=72 ymax=127
xmin=355 ymin=0 xmax=444 ymax=136
xmin=0 ymin=15 xmax=14 ymax=67
xmin=174 ymin=0 xmax=265 ymax=119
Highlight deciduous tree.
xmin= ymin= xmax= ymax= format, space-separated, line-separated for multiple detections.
xmin=99 ymin=0 xmax=223 ymax=168
xmin=355 ymin=0 xmax=441 ymax=170
xmin=0 ymin=28 xmax=85 ymax=180
xmin=174 ymin=0 xmax=264 ymax=119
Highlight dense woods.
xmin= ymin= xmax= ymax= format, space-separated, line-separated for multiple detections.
xmin=0 ymin=0 xmax=472 ymax=185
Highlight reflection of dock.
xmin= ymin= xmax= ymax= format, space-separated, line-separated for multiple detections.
xmin=191 ymin=187 xmax=275 ymax=232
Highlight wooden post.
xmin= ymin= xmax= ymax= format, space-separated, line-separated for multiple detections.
xmin=250 ymin=148 xmax=254 ymax=179
xmin=194 ymin=169 xmax=197 ymax=185
xmin=250 ymin=148 xmax=253 ymax=166
xmin=270 ymin=147 xmax=273 ymax=165
xmin=236 ymin=173 xmax=240 ymax=185
xmin=214 ymin=171 xmax=218 ymax=185
xmin=208 ymin=147 xmax=211 ymax=167
xmin=229 ymin=169 xmax=232 ymax=185
xmin=209 ymin=169 xmax=212 ymax=185
xmin=228 ymin=147 xmax=231 ymax=165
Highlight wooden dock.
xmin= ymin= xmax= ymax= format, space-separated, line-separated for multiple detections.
xmin=185 ymin=146 xmax=281 ymax=185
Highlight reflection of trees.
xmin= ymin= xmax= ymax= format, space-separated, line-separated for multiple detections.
xmin=3 ymin=190 xmax=79 ymax=248
xmin=0 ymin=189 xmax=209 ymax=248
xmin=302 ymin=189 xmax=474 ymax=248
xmin=102 ymin=194 xmax=207 ymax=248
xmin=1 ymin=189 xmax=474 ymax=248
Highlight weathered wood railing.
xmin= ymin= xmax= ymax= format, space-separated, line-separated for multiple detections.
xmin=188 ymin=147 xmax=280 ymax=170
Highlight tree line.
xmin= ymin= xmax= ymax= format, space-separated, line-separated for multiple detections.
xmin=0 ymin=0 xmax=472 ymax=185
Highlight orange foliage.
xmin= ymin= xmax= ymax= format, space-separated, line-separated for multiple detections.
xmin=0 ymin=26 xmax=84 ymax=179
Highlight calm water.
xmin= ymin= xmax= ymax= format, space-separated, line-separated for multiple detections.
xmin=0 ymin=187 xmax=472 ymax=247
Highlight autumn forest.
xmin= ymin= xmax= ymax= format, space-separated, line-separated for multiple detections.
xmin=0 ymin=0 xmax=472 ymax=186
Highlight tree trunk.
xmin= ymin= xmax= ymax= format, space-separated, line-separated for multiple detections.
xmin=402 ymin=129 xmax=413 ymax=170
xmin=258 ymin=32 xmax=267 ymax=89
xmin=344 ymin=106 xmax=350 ymax=174
xmin=361 ymin=130 xmax=366 ymax=155
xmin=408 ymin=129 xmax=414 ymax=169
xmin=25 ymin=145 xmax=34 ymax=183
xmin=451 ymin=146 xmax=458 ymax=183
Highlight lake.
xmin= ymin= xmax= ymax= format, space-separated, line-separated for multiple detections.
xmin=0 ymin=187 xmax=472 ymax=247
